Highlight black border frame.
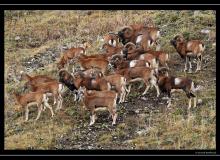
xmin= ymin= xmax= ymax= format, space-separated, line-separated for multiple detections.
xmin=1 ymin=4 xmax=218 ymax=156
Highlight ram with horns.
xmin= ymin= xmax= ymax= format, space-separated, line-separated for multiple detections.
xmin=117 ymin=24 xmax=161 ymax=50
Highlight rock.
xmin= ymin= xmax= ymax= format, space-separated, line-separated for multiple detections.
xmin=136 ymin=129 xmax=148 ymax=136
xmin=15 ymin=36 xmax=21 ymax=41
xmin=21 ymin=48 xmax=61 ymax=71
xmin=123 ymin=139 xmax=133 ymax=144
xmin=201 ymin=29 xmax=210 ymax=34
xmin=6 ymin=110 xmax=14 ymax=117
xmin=141 ymin=97 xmax=147 ymax=101
xmin=197 ymin=99 xmax=203 ymax=105
xmin=73 ymin=145 xmax=81 ymax=149
xmin=135 ymin=110 xmax=139 ymax=114
xmin=62 ymin=45 xmax=69 ymax=50
xmin=162 ymin=97 xmax=169 ymax=100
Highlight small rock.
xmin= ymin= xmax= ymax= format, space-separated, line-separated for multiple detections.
xmin=138 ymin=113 xmax=145 ymax=118
xmin=141 ymin=97 xmax=147 ymax=101
xmin=88 ymin=146 xmax=93 ymax=149
xmin=162 ymin=97 xmax=169 ymax=100
xmin=201 ymin=29 xmax=210 ymax=34
xmin=135 ymin=110 xmax=139 ymax=114
xmin=197 ymin=99 xmax=203 ymax=105
xmin=62 ymin=45 xmax=69 ymax=50
xmin=137 ymin=129 xmax=149 ymax=136
xmin=124 ymin=139 xmax=133 ymax=144
xmin=15 ymin=36 xmax=21 ymax=41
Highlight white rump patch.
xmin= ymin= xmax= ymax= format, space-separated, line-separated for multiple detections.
xmin=136 ymin=35 xmax=143 ymax=44
xmin=130 ymin=60 xmax=137 ymax=67
xmin=174 ymin=78 xmax=182 ymax=85
xmin=139 ymin=54 xmax=145 ymax=60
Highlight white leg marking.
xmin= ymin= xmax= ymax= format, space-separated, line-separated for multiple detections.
xmin=25 ymin=106 xmax=29 ymax=121
xmin=193 ymin=97 xmax=197 ymax=108
xmin=53 ymin=96 xmax=57 ymax=105
xmin=150 ymin=77 xmax=160 ymax=97
xmin=167 ymin=98 xmax=172 ymax=108
xmin=89 ymin=114 xmax=95 ymax=126
xmin=184 ymin=57 xmax=188 ymax=72
xmin=112 ymin=113 xmax=117 ymax=126
xmin=35 ymin=104 xmax=43 ymax=121
xmin=188 ymin=98 xmax=192 ymax=110
xmin=142 ymin=84 xmax=150 ymax=95
xmin=188 ymin=58 xmax=192 ymax=73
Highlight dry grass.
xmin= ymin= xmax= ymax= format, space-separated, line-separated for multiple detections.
xmin=4 ymin=10 xmax=216 ymax=150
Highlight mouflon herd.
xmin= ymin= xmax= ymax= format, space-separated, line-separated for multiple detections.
xmin=14 ymin=23 xmax=206 ymax=126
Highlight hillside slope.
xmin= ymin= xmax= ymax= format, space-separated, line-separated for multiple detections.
xmin=4 ymin=10 xmax=216 ymax=150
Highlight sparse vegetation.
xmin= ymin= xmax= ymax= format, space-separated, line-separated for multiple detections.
xmin=4 ymin=10 xmax=215 ymax=150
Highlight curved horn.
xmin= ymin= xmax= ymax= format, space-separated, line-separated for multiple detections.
xmin=108 ymin=32 xmax=118 ymax=35
xmin=121 ymin=25 xmax=133 ymax=31
xmin=177 ymin=34 xmax=184 ymax=42
xmin=176 ymin=34 xmax=184 ymax=38
xmin=158 ymin=67 xmax=169 ymax=73
xmin=124 ymin=42 xmax=136 ymax=49
xmin=111 ymin=54 xmax=123 ymax=61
